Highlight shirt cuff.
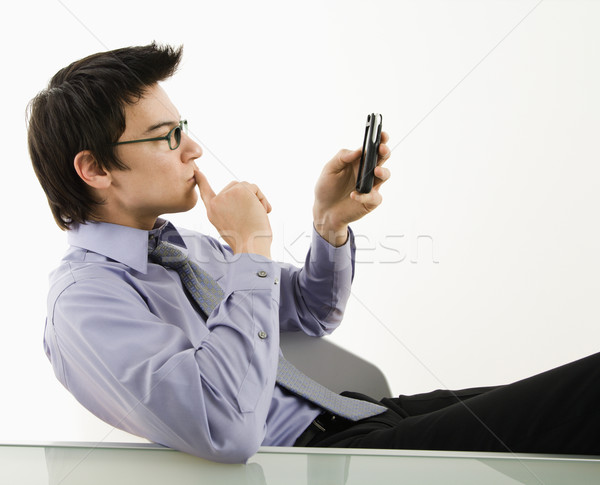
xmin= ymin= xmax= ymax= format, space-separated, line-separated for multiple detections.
xmin=309 ymin=225 xmax=355 ymax=272
xmin=222 ymin=253 xmax=282 ymax=304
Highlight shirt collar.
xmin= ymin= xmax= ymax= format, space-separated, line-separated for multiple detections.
xmin=67 ymin=218 xmax=186 ymax=274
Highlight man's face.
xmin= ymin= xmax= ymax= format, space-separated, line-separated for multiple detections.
xmin=108 ymin=84 xmax=203 ymax=229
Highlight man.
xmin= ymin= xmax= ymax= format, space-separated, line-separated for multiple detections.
xmin=28 ymin=43 xmax=599 ymax=464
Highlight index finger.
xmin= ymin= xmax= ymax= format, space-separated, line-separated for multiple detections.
xmin=343 ymin=131 xmax=390 ymax=162
xmin=194 ymin=169 xmax=216 ymax=206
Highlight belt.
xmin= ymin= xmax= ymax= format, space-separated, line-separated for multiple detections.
xmin=294 ymin=411 xmax=352 ymax=447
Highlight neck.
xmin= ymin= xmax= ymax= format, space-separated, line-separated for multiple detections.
xmin=89 ymin=209 xmax=158 ymax=231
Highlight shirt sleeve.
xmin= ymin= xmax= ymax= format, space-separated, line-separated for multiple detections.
xmin=46 ymin=254 xmax=281 ymax=464
xmin=277 ymin=225 xmax=356 ymax=336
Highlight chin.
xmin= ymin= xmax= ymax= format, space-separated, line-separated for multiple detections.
xmin=175 ymin=193 xmax=199 ymax=213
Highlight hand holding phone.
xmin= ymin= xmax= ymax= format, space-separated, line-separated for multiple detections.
xmin=355 ymin=113 xmax=383 ymax=193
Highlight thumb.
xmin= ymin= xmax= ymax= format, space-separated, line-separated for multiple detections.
xmin=338 ymin=148 xmax=362 ymax=168
xmin=194 ymin=169 xmax=216 ymax=208
xmin=327 ymin=148 xmax=361 ymax=175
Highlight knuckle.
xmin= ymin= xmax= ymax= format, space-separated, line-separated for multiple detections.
xmin=231 ymin=183 xmax=247 ymax=194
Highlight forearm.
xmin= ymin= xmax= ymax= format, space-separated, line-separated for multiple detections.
xmin=198 ymin=254 xmax=281 ymax=413
xmin=278 ymin=226 xmax=355 ymax=335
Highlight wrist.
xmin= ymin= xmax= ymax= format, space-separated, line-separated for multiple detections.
xmin=313 ymin=220 xmax=349 ymax=247
xmin=313 ymin=205 xmax=349 ymax=246
xmin=223 ymin=232 xmax=272 ymax=259
xmin=234 ymin=245 xmax=271 ymax=259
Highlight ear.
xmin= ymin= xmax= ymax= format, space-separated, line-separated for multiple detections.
xmin=73 ymin=150 xmax=111 ymax=189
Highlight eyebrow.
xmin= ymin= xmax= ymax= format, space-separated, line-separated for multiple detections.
xmin=143 ymin=120 xmax=179 ymax=135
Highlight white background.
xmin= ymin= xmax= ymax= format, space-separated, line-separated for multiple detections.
xmin=1 ymin=0 xmax=599 ymax=444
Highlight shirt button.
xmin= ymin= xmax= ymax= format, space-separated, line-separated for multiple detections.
xmin=257 ymin=270 xmax=268 ymax=278
xmin=258 ymin=331 xmax=268 ymax=339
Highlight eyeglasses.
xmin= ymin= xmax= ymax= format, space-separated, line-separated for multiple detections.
xmin=113 ymin=120 xmax=188 ymax=150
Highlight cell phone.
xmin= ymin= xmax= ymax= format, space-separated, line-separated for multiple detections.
xmin=355 ymin=113 xmax=383 ymax=193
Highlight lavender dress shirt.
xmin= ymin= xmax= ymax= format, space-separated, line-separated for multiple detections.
xmin=43 ymin=219 xmax=355 ymax=463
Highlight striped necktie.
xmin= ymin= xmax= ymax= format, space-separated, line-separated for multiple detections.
xmin=149 ymin=239 xmax=387 ymax=421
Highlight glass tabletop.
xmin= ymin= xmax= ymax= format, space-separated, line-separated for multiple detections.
xmin=1 ymin=442 xmax=599 ymax=485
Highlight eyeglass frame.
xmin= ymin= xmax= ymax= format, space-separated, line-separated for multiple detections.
xmin=112 ymin=120 xmax=188 ymax=150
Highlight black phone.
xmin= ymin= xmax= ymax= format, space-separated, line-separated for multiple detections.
xmin=355 ymin=113 xmax=383 ymax=193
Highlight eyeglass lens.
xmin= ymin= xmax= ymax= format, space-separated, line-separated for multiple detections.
xmin=171 ymin=127 xmax=181 ymax=149
xmin=170 ymin=121 xmax=188 ymax=149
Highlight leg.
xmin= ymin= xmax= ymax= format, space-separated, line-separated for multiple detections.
xmin=310 ymin=352 xmax=600 ymax=455
xmin=381 ymin=386 xmax=498 ymax=418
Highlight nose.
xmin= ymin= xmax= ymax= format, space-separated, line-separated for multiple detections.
xmin=181 ymin=132 xmax=203 ymax=161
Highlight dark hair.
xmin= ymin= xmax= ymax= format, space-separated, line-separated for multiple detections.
xmin=27 ymin=42 xmax=183 ymax=230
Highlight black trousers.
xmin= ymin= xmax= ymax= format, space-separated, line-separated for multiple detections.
xmin=302 ymin=352 xmax=600 ymax=455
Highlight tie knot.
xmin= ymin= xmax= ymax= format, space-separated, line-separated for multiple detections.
xmin=149 ymin=241 xmax=188 ymax=269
